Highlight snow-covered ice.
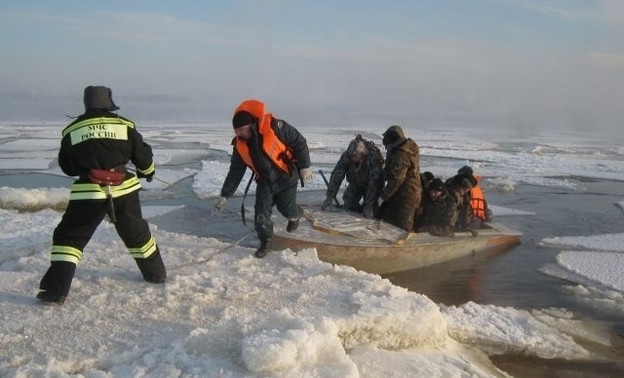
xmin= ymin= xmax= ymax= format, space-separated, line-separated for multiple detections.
xmin=1 ymin=122 xmax=623 ymax=376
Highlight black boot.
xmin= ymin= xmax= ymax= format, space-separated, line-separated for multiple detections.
xmin=254 ymin=239 xmax=272 ymax=258
xmin=37 ymin=261 xmax=76 ymax=304
xmin=286 ymin=218 xmax=300 ymax=233
xmin=135 ymin=248 xmax=167 ymax=283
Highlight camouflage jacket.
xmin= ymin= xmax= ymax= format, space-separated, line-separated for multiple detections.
xmin=380 ymin=138 xmax=422 ymax=231
xmin=381 ymin=138 xmax=421 ymax=202
xmin=422 ymin=189 xmax=460 ymax=237
xmin=326 ymin=141 xmax=385 ymax=208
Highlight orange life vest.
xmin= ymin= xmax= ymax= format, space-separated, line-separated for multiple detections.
xmin=469 ymin=175 xmax=487 ymax=220
xmin=233 ymin=99 xmax=294 ymax=176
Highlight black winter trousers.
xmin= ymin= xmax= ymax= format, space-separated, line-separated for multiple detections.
xmin=39 ymin=190 xmax=165 ymax=298
xmin=254 ymin=180 xmax=301 ymax=242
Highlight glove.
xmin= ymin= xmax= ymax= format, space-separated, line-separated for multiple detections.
xmin=362 ymin=204 xmax=374 ymax=219
xmin=321 ymin=196 xmax=333 ymax=211
xmin=214 ymin=196 xmax=227 ymax=212
xmin=136 ymin=170 xmax=154 ymax=182
xmin=300 ymin=168 xmax=313 ymax=182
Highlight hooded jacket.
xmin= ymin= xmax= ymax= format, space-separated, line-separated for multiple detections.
xmin=233 ymin=100 xmax=295 ymax=176
xmin=220 ymin=100 xmax=310 ymax=196
xmin=379 ymin=137 xmax=422 ymax=231
xmin=381 ymin=138 xmax=421 ymax=201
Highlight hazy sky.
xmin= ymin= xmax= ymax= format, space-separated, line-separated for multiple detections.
xmin=1 ymin=0 xmax=623 ymax=133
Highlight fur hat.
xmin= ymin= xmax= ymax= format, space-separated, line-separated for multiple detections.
xmin=83 ymin=86 xmax=119 ymax=111
xmin=429 ymin=178 xmax=445 ymax=192
xmin=232 ymin=111 xmax=255 ymax=129
xmin=422 ymin=171 xmax=434 ymax=181
xmin=382 ymin=125 xmax=406 ymax=146
xmin=458 ymin=165 xmax=473 ymax=177
xmin=457 ymin=166 xmax=477 ymax=186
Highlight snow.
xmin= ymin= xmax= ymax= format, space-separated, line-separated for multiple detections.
xmin=538 ymin=233 xmax=624 ymax=316
xmin=0 ymin=208 xmax=507 ymax=376
xmin=1 ymin=122 xmax=623 ymax=376
xmin=442 ymin=304 xmax=591 ymax=360
xmin=556 ymin=252 xmax=624 ymax=293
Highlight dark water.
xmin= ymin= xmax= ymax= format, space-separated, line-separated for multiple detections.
xmin=382 ymin=179 xmax=624 ymax=376
xmin=385 ymin=180 xmax=624 ymax=310
xmin=3 ymin=171 xmax=623 ymax=377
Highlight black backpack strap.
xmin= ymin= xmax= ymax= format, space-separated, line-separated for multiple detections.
xmin=241 ymin=172 xmax=256 ymax=226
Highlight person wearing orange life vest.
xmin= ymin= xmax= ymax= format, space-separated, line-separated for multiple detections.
xmin=453 ymin=165 xmax=492 ymax=230
xmin=214 ymin=99 xmax=312 ymax=258
xmin=37 ymin=86 xmax=166 ymax=304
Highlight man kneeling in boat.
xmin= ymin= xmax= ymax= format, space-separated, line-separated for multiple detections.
xmin=417 ymin=178 xmax=461 ymax=237
xmin=447 ymin=165 xmax=493 ymax=231
xmin=321 ymin=135 xmax=385 ymax=219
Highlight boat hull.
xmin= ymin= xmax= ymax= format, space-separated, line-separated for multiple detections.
xmin=273 ymin=211 xmax=521 ymax=274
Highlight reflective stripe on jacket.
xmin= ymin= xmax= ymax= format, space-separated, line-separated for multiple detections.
xmin=58 ymin=111 xmax=155 ymax=179
xmin=69 ymin=176 xmax=141 ymax=200
xmin=62 ymin=116 xmax=134 ymax=144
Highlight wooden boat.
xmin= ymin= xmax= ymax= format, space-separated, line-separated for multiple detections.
xmin=273 ymin=209 xmax=521 ymax=275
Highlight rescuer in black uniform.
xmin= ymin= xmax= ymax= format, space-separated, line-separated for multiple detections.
xmin=37 ymin=86 xmax=166 ymax=304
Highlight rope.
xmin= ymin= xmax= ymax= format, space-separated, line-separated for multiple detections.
xmin=169 ymin=232 xmax=254 ymax=271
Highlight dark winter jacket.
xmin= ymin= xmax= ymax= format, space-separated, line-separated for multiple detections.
xmin=445 ymin=174 xmax=478 ymax=231
xmin=220 ymin=118 xmax=310 ymax=196
xmin=380 ymin=138 xmax=422 ymax=231
xmin=59 ymin=109 xmax=155 ymax=181
xmin=421 ymin=186 xmax=460 ymax=237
